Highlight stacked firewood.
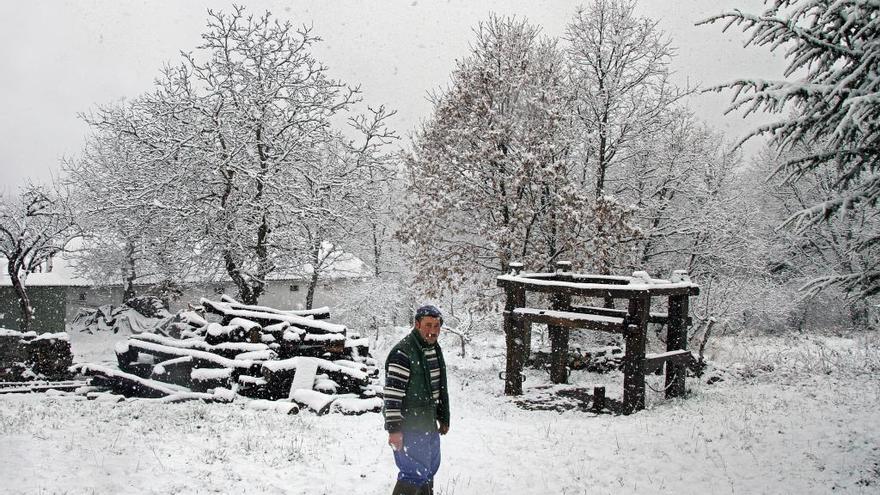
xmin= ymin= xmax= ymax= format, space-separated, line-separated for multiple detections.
xmin=0 ymin=329 xmax=73 ymax=381
xmin=72 ymin=296 xmax=382 ymax=415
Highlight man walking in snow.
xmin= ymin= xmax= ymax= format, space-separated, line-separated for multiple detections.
xmin=383 ymin=304 xmax=450 ymax=495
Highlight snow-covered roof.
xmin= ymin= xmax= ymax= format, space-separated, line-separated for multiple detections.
xmin=0 ymin=254 xmax=93 ymax=287
xmin=0 ymin=241 xmax=370 ymax=288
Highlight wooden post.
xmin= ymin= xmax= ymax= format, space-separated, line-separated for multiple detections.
xmin=623 ymin=293 xmax=649 ymax=414
xmin=665 ymin=294 xmax=689 ymax=398
xmin=548 ymin=261 xmax=572 ymax=384
xmin=504 ymin=263 xmax=526 ymax=395
xmin=592 ymin=386 xmax=605 ymax=412
xmin=519 ymin=262 xmax=533 ymax=360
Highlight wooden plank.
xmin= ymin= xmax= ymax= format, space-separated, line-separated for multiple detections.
xmin=569 ymin=305 xmax=628 ymax=318
xmin=0 ymin=380 xmax=88 ymax=394
xmin=512 ymin=272 xmax=632 ymax=285
xmin=74 ymin=363 xmax=183 ymax=398
xmin=511 ymin=308 xmax=626 ymax=334
xmin=498 ymin=277 xmax=648 ymax=299
xmin=568 ymin=305 xmax=692 ymax=327
xmin=644 ymin=349 xmax=693 ymax=375
xmin=0 ymin=380 xmax=83 ymax=387
xmin=497 ymin=276 xmax=699 ymax=299
xmin=289 ymin=358 xmax=319 ymax=395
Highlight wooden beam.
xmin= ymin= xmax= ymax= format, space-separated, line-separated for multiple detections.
xmin=646 ymin=312 xmax=693 ymax=326
xmin=644 ymin=349 xmax=694 ymax=375
xmin=511 ymin=308 xmax=626 ymax=334
xmin=567 ymin=305 xmax=693 ymax=327
xmin=497 ymin=276 xmax=700 ymax=299
xmin=0 ymin=380 xmax=88 ymax=394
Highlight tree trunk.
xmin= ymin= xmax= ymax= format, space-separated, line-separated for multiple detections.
xmin=7 ymin=261 xmax=33 ymax=332
xmin=224 ymin=250 xmax=261 ymax=306
xmin=371 ymin=222 xmax=382 ymax=277
xmin=306 ymin=270 xmax=319 ymax=310
xmin=305 ymin=239 xmax=322 ymax=310
xmin=849 ymin=299 xmax=869 ymax=329
xmin=122 ymin=240 xmax=137 ymax=302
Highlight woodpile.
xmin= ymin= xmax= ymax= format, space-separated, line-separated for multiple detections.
xmin=72 ymin=296 xmax=383 ymax=415
xmin=528 ymin=345 xmax=624 ymax=374
xmin=0 ymin=329 xmax=73 ymax=381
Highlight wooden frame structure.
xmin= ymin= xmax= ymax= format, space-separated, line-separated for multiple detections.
xmin=497 ymin=261 xmax=699 ymax=414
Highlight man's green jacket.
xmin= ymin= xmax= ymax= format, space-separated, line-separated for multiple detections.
xmin=383 ymin=329 xmax=450 ymax=433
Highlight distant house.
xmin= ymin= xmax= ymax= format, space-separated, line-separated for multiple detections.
xmin=0 ymin=246 xmax=371 ymax=333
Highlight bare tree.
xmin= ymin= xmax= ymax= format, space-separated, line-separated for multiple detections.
xmin=295 ymin=107 xmax=398 ymax=308
xmin=63 ymin=110 xmax=195 ymax=301
xmin=566 ymin=0 xmax=692 ymax=197
xmin=70 ymin=6 xmax=391 ymax=306
xmin=564 ymin=0 xmax=693 ymax=273
xmin=398 ymin=15 xmax=587 ymax=305
xmin=0 ymin=185 xmax=79 ymax=330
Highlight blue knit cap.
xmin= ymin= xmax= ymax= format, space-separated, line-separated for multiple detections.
xmin=415 ymin=304 xmax=443 ymax=323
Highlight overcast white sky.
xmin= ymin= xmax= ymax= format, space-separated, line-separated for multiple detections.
xmin=0 ymin=0 xmax=783 ymax=191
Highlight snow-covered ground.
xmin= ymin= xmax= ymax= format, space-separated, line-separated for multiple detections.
xmin=1 ymin=327 xmax=879 ymax=494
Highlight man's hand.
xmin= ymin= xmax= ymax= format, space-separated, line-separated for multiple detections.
xmin=439 ymin=423 xmax=449 ymax=435
xmin=388 ymin=432 xmax=403 ymax=451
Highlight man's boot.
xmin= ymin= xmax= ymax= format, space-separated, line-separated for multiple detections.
xmin=392 ymin=480 xmax=422 ymax=495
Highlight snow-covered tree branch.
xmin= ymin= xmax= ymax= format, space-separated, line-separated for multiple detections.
xmin=699 ymin=0 xmax=880 ymax=298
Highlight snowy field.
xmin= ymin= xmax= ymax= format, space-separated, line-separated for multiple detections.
xmin=1 ymin=328 xmax=879 ymax=494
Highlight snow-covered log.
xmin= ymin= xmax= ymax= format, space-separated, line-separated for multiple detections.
xmin=332 ymin=396 xmax=383 ymax=415
xmin=262 ymin=356 xmax=369 ymax=399
xmin=75 ymin=363 xmax=194 ymax=399
xmin=314 ymin=374 xmax=339 ymax=394
xmin=190 ymin=367 xmax=233 ymax=393
xmin=246 ymin=399 xmax=300 ymax=415
xmin=132 ymin=332 xmax=269 ymax=359
xmin=150 ymin=356 xmax=193 ymax=387
xmin=219 ymin=295 xmax=331 ymax=320
xmin=123 ymin=339 xmax=262 ymax=380
xmin=290 ymin=389 xmax=336 ymax=415
xmin=204 ymin=321 xmax=261 ymax=346
xmin=200 ymin=298 xmax=345 ymax=335
xmin=236 ymin=375 xmax=270 ymax=399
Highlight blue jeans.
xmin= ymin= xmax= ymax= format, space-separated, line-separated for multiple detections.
xmin=394 ymin=429 xmax=441 ymax=486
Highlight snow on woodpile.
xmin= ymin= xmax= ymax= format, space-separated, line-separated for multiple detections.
xmin=71 ymin=295 xmax=382 ymax=415
xmin=0 ymin=328 xmax=73 ymax=381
